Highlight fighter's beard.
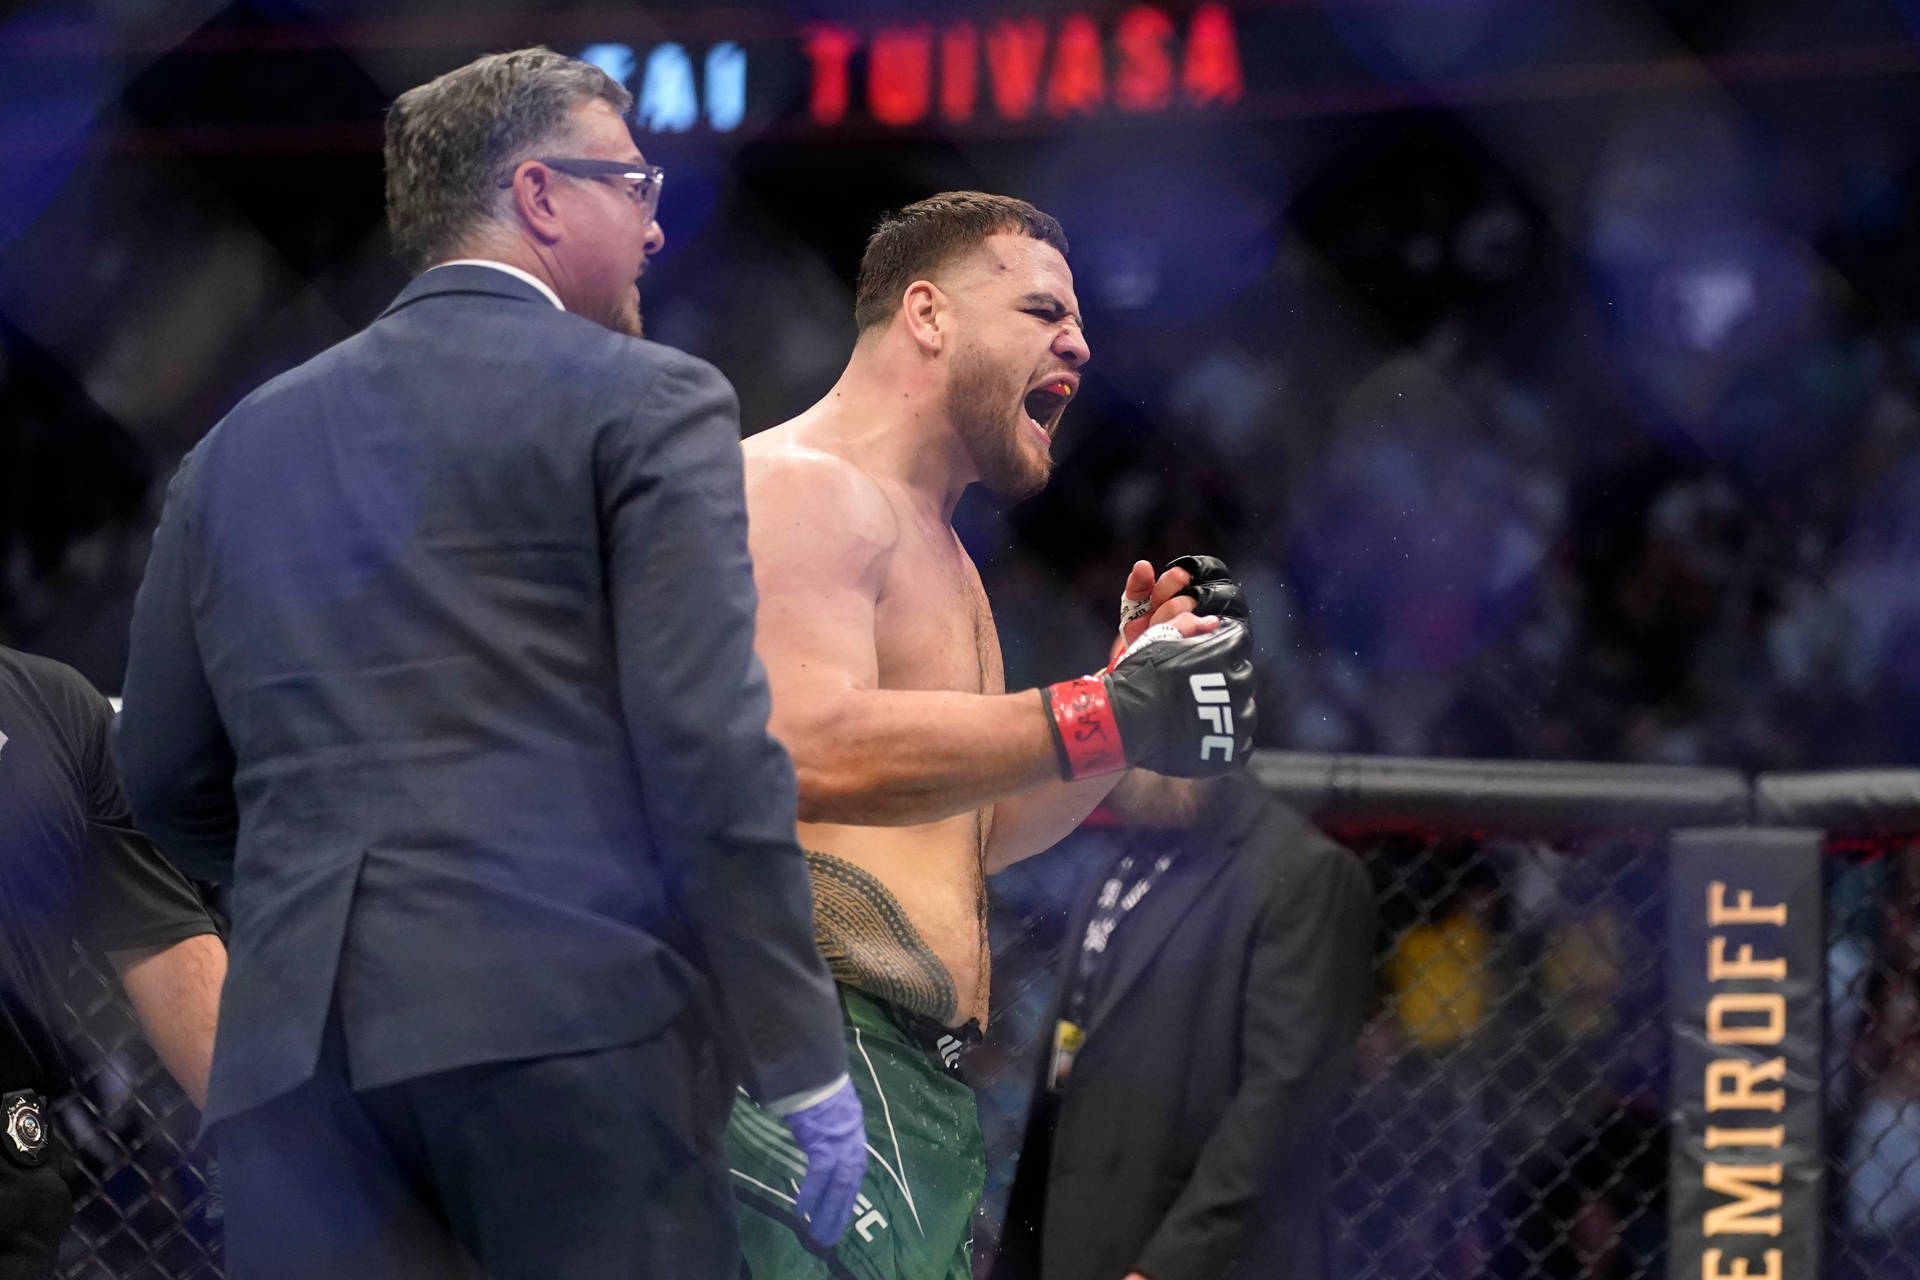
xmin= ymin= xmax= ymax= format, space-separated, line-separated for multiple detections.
xmin=806 ymin=851 xmax=960 ymax=1025
xmin=946 ymin=345 xmax=1048 ymax=501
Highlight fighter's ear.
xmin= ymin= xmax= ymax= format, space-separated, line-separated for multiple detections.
xmin=902 ymin=279 xmax=945 ymax=354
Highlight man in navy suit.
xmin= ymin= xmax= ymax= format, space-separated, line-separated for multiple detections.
xmin=116 ymin=46 xmax=864 ymax=1279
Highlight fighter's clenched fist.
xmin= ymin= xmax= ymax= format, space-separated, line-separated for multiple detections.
xmin=1046 ymin=606 xmax=1257 ymax=780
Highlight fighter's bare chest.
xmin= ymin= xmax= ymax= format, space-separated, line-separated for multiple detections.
xmin=872 ymin=530 xmax=1004 ymax=697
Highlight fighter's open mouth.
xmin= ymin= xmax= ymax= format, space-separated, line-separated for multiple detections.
xmin=1023 ymin=381 xmax=1075 ymax=434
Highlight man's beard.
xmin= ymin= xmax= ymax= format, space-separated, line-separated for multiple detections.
xmin=611 ymin=284 xmax=644 ymax=339
xmin=946 ymin=343 xmax=1049 ymax=500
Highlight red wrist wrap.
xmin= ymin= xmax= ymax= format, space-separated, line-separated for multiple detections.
xmin=1042 ymin=676 xmax=1128 ymax=780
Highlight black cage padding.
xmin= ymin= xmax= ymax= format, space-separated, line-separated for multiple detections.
xmin=1250 ymin=751 xmax=1750 ymax=837
xmin=1753 ymin=769 xmax=1920 ymax=836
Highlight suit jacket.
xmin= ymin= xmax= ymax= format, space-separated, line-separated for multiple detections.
xmin=997 ymin=778 xmax=1376 ymax=1280
xmin=116 ymin=265 xmax=845 ymax=1124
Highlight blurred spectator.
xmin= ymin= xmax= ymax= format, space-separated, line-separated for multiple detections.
xmin=1382 ymin=844 xmax=1501 ymax=1050
xmin=994 ymin=773 xmax=1374 ymax=1280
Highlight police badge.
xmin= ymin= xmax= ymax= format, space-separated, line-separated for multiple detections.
xmin=3 ymin=1091 xmax=49 ymax=1168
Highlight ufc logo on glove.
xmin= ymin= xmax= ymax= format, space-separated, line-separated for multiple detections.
xmin=1190 ymin=673 xmax=1234 ymax=762
xmin=1044 ymin=617 xmax=1256 ymax=780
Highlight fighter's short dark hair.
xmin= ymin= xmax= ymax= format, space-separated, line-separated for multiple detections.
xmin=853 ymin=192 xmax=1069 ymax=332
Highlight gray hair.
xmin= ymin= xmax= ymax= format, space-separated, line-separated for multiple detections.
xmin=384 ymin=46 xmax=633 ymax=272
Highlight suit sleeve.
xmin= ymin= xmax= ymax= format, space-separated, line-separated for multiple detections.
xmin=116 ymin=448 xmax=242 ymax=886
xmin=596 ymin=351 xmax=847 ymax=1105
xmin=1133 ymin=830 xmax=1376 ymax=1280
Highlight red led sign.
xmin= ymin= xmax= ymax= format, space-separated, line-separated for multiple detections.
xmin=802 ymin=4 xmax=1244 ymax=128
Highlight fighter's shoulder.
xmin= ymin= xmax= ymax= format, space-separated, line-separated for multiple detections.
xmin=742 ymin=437 xmax=899 ymax=553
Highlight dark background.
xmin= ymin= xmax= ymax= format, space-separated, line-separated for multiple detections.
xmin=10 ymin=0 xmax=1920 ymax=770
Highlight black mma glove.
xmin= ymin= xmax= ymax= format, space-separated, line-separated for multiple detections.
xmin=1042 ymin=617 xmax=1256 ymax=780
xmin=1166 ymin=554 xmax=1250 ymax=622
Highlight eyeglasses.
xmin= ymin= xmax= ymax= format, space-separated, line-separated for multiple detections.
xmin=502 ymin=158 xmax=665 ymax=223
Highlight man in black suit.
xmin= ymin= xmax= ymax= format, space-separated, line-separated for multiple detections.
xmin=116 ymin=47 xmax=863 ymax=1279
xmin=993 ymin=772 xmax=1375 ymax=1280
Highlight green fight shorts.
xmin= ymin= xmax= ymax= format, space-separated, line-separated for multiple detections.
xmin=726 ymin=986 xmax=984 ymax=1280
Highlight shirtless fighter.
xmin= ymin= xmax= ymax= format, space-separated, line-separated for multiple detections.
xmin=724 ymin=192 xmax=1256 ymax=1279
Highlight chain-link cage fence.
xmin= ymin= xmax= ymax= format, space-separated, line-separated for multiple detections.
xmin=54 ymin=943 xmax=220 ymax=1280
xmin=974 ymin=757 xmax=1920 ymax=1280
xmin=1333 ymin=830 xmax=1671 ymax=1280
xmin=1825 ymin=839 xmax=1920 ymax=1280
xmin=974 ymin=824 xmax=1679 ymax=1280
xmin=1320 ymin=832 xmax=1660 ymax=1280
xmin=42 ymin=760 xmax=1920 ymax=1279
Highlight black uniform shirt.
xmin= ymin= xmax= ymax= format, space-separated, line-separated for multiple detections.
xmin=0 ymin=647 xmax=216 ymax=1094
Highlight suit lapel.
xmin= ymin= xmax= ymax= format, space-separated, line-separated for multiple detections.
xmin=1085 ymin=785 xmax=1270 ymax=1030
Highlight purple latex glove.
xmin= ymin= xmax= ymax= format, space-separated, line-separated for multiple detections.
xmin=783 ymin=1078 xmax=868 ymax=1247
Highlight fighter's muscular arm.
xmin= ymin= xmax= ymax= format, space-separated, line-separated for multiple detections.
xmin=747 ymin=449 xmax=1063 ymax=825
xmin=982 ymin=774 xmax=1121 ymax=872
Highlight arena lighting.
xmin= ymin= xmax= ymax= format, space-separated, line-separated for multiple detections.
xmin=581 ymin=40 xmax=746 ymax=133
xmin=579 ymin=4 xmax=1241 ymax=135
xmin=802 ymin=4 xmax=1244 ymax=127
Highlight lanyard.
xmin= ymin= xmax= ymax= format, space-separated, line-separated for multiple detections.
xmin=1049 ymin=844 xmax=1176 ymax=1092
xmin=1064 ymin=847 xmax=1175 ymax=1030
